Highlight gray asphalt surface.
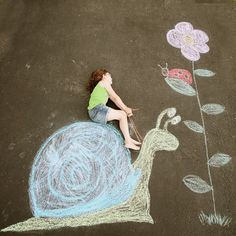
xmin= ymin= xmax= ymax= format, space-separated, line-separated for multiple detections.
xmin=0 ymin=0 xmax=236 ymax=235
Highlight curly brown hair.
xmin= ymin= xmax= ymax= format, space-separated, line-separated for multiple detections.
xmin=86 ymin=68 xmax=109 ymax=93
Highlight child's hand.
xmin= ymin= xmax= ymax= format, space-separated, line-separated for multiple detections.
xmin=125 ymin=107 xmax=133 ymax=117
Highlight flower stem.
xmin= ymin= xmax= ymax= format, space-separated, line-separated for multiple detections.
xmin=192 ymin=61 xmax=217 ymax=215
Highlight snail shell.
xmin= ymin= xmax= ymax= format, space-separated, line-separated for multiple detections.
xmin=29 ymin=121 xmax=141 ymax=218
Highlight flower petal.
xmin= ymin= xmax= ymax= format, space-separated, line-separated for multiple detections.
xmin=181 ymin=45 xmax=200 ymax=61
xmin=192 ymin=29 xmax=209 ymax=44
xmin=175 ymin=22 xmax=193 ymax=34
xmin=166 ymin=29 xmax=183 ymax=48
xmin=194 ymin=44 xmax=210 ymax=54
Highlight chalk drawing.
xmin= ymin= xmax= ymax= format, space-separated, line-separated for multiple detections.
xmin=183 ymin=120 xmax=204 ymax=133
xmin=164 ymin=21 xmax=233 ymax=226
xmin=166 ymin=22 xmax=209 ymax=61
xmin=19 ymin=152 xmax=26 ymax=159
xmin=158 ymin=63 xmax=193 ymax=84
xmin=25 ymin=63 xmax=31 ymax=70
xmin=158 ymin=64 xmax=195 ymax=96
xmin=194 ymin=69 xmax=215 ymax=77
xmin=199 ymin=211 xmax=232 ymax=227
xmin=183 ymin=175 xmax=212 ymax=193
xmin=201 ymin=104 xmax=225 ymax=115
xmin=29 ymin=122 xmax=141 ymax=218
xmin=208 ymin=153 xmax=232 ymax=168
xmin=2 ymin=107 xmax=181 ymax=232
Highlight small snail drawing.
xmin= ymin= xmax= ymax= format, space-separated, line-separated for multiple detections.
xmin=2 ymin=107 xmax=181 ymax=232
xmin=158 ymin=63 xmax=192 ymax=84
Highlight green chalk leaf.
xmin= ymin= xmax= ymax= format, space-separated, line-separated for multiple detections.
xmin=194 ymin=69 xmax=215 ymax=77
xmin=165 ymin=77 xmax=196 ymax=96
xmin=183 ymin=120 xmax=204 ymax=133
xmin=183 ymin=175 xmax=212 ymax=193
xmin=201 ymin=104 xmax=225 ymax=115
xmin=208 ymin=153 xmax=232 ymax=167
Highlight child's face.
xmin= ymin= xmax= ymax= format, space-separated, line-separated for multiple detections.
xmin=103 ymin=72 xmax=112 ymax=84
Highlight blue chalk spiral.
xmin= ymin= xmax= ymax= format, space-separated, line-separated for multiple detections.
xmin=29 ymin=121 xmax=141 ymax=218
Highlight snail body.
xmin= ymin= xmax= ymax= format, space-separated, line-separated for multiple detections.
xmin=2 ymin=108 xmax=181 ymax=231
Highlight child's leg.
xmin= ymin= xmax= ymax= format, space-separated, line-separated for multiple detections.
xmin=106 ymin=108 xmax=141 ymax=150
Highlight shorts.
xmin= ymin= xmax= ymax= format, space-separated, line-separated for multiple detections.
xmin=88 ymin=104 xmax=110 ymax=124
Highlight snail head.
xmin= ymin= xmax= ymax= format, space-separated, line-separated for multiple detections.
xmin=144 ymin=107 xmax=180 ymax=152
xmin=144 ymin=127 xmax=179 ymax=153
xmin=154 ymin=129 xmax=179 ymax=152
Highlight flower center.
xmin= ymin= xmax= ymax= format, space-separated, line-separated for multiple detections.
xmin=183 ymin=35 xmax=194 ymax=45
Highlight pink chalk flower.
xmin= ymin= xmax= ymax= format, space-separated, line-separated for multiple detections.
xmin=167 ymin=22 xmax=209 ymax=61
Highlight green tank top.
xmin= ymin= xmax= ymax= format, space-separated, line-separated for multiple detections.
xmin=88 ymin=83 xmax=109 ymax=110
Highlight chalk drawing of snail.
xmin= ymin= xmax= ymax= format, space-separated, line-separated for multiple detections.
xmin=2 ymin=107 xmax=181 ymax=232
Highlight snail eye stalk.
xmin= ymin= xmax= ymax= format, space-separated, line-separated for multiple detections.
xmin=164 ymin=115 xmax=181 ymax=130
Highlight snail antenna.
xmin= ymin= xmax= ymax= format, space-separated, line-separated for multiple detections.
xmin=163 ymin=119 xmax=171 ymax=130
xmin=156 ymin=108 xmax=177 ymax=129
xmin=164 ymin=115 xmax=181 ymax=130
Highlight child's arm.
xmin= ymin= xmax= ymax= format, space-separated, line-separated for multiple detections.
xmin=103 ymin=82 xmax=133 ymax=116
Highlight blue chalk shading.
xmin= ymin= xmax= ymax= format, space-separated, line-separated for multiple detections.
xmin=29 ymin=121 xmax=141 ymax=218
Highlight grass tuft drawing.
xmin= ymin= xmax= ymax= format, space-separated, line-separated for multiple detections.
xmin=199 ymin=211 xmax=232 ymax=227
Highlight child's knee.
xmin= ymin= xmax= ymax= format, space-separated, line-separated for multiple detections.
xmin=119 ymin=110 xmax=127 ymax=120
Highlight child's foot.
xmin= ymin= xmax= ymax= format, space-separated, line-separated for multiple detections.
xmin=125 ymin=141 xmax=140 ymax=150
xmin=130 ymin=138 xmax=142 ymax=145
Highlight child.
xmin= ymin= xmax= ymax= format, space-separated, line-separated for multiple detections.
xmin=87 ymin=69 xmax=141 ymax=150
